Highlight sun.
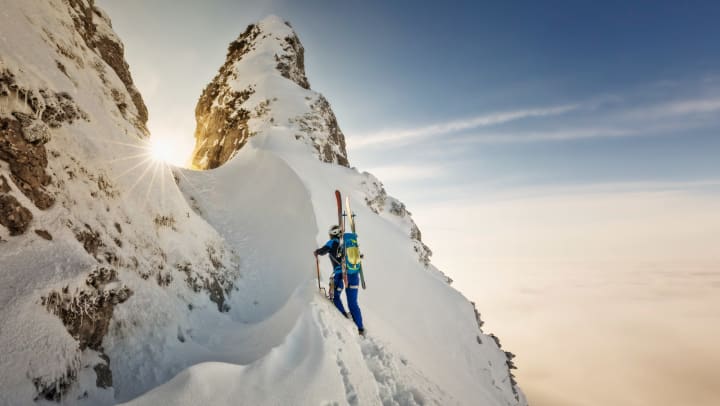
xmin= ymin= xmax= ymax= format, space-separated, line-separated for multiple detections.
xmin=148 ymin=136 xmax=176 ymax=164
xmin=145 ymin=132 xmax=194 ymax=167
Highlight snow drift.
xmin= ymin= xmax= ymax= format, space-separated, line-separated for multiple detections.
xmin=0 ymin=2 xmax=525 ymax=405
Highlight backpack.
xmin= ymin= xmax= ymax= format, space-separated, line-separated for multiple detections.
xmin=343 ymin=232 xmax=361 ymax=274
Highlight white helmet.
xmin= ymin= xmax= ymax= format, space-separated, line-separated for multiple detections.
xmin=328 ymin=225 xmax=341 ymax=237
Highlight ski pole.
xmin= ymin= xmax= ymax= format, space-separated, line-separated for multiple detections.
xmin=315 ymin=254 xmax=321 ymax=292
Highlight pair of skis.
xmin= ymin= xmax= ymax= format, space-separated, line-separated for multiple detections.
xmin=336 ymin=189 xmax=366 ymax=290
xmin=315 ymin=190 xmax=366 ymax=298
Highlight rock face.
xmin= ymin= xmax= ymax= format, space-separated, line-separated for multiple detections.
xmin=359 ymin=171 xmax=439 ymax=270
xmin=65 ymin=0 xmax=149 ymax=134
xmin=0 ymin=182 xmax=33 ymax=236
xmin=191 ymin=16 xmax=349 ymax=169
xmin=0 ymin=1 xmax=239 ymax=403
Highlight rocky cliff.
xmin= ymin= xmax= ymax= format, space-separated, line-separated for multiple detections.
xmin=190 ymin=16 xmax=349 ymax=170
xmin=0 ymin=1 xmax=238 ymax=402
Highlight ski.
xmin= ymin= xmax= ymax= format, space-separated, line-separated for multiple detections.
xmin=335 ymin=190 xmax=348 ymax=288
xmin=344 ymin=196 xmax=366 ymax=289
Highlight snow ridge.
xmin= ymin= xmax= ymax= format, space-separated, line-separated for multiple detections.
xmin=0 ymin=3 xmax=526 ymax=405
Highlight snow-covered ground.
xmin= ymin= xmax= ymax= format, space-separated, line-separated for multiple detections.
xmin=0 ymin=3 xmax=525 ymax=405
xmin=119 ymin=134 xmax=521 ymax=405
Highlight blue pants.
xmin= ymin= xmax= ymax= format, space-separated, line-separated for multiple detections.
xmin=332 ymin=272 xmax=364 ymax=330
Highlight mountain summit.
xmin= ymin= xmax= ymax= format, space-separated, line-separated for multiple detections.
xmin=0 ymin=3 xmax=525 ymax=405
xmin=191 ymin=15 xmax=349 ymax=170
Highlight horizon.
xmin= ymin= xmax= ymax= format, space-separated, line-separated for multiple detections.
xmin=97 ymin=1 xmax=720 ymax=405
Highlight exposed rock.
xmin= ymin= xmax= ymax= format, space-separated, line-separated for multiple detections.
xmin=1 ymin=68 xmax=91 ymax=214
xmin=12 ymin=112 xmax=50 ymax=144
xmin=0 ymin=194 xmax=33 ymax=235
xmin=226 ymin=23 xmax=261 ymax=63
xmin=190 ymin=23 xmax=260 ymax=169
xmin=65 ymin=0 xmax=148 ymax=133
xmin=73 ymin=224 xmax=104 ymax=259
xmin=362 ymin=176 xmax=388 ymax=215
xmin=95 ymin=173 xmax=119 ymax=199
xmin=487 ymin=333 xmax=521 ymax=400
xmin=0 ymin=175 xmax=10 ymax=193
xmin=41 ymin=270 xmax=133 ymax=352
xmin=275 ymin=34 xmax=310 ymax=89
xmin=35 ymin=229 xmax=53 ymax=240
xmin=470 ymin=301 xmax=485 ymax=331
xmin=39 ymin=266 xmax=132 ymax=398
xmin=56 ymin=60 xmax=69 ymax=78
xmin=291 ymin=95 xmax=349 ymax=167
xmin=0 ymin=70 xmax=12 ymax=97
xmin=192 ymin=84 xmax=255 ymax=169
xmin=175 ymin=258 xmax=235 ymax=313
xmin=17 ymin=90 xmax=87 ymax=129
xmin=410 ymin=223 xmax=433 ymax=267
xmin=190 ymin=18 xmax=349 ymax=169
xmin=360 ymin=173 xmax=434 ymax=266
xmin=85 ymin=267 xmax=117 ymax=289
xmin=33 ymin=367 xmax=77 ymax=402
xmin=93 ymin=354 xmax=112 ymax=389
xmin=154 ymin=214 xmax=176 ymax=229
xmin=0 ymin=117 xmax=55 ymax=210
xmin=156 ymin=271 xmax=173 ymax=287
xmin=1 ymin=68 xmax=87 ymax=127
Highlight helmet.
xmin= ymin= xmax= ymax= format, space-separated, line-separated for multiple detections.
xmin=328 ymin=225 xmax=341 ymax=238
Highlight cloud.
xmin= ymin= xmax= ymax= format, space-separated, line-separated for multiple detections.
xmin=414 ymin=187 xmax=720 ymax=406
xmin=450 ymin=127 xmax=637 ymax=144
xmin=347 ymin=104 xmax=579 ymax=149
xmin=365 ymin=164 xmax=447 ymax=183
xmin=414 ymin=184 xmax=720 ymax=264
xmin=401 ymin=178 xmax=720 ymax=208
xmin=348 ymin=92 xmax=720 ymax=151
xmin=443 ymin=96 xmax=720 ymax=145
xmin=627 ymin=97 xmax=720 ymax=118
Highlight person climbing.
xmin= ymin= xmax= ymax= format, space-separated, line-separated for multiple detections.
xmin=314 ymin=225 xmax=365 ymax=336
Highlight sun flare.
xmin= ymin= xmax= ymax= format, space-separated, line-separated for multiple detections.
xmin=148 ymin=137 xmax=175 ymax=164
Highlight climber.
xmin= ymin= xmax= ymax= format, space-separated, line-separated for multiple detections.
xmin=314 ymin=225 xmax=365 ymax=336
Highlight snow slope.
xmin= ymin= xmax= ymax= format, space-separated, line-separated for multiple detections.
xmin=121 ymin=16 xmax=526 ymax=406
xmin=138 ymin=137 xmax=526 ymax=405
xmin=1 ymin=4 xmax=525 ymax=405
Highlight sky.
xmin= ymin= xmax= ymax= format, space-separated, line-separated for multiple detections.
xmin=98 ymin=1 xmax=720 ymax=405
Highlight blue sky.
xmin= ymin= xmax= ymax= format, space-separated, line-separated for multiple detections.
xmin=98 ymin=0 xmax=720 ymax=201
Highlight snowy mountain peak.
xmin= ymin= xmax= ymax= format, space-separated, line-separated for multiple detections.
xmin=190 ymin=15 xmax=349 ymax=169
xmin=2 ymin=4 xmax=526 ymax=406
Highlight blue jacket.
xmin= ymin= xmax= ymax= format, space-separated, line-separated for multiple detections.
xmin=315 ymin=238 xmax=343 ymax=274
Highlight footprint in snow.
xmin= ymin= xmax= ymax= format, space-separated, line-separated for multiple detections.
xmin=336 ymin=354 xmax=359 ymax=406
